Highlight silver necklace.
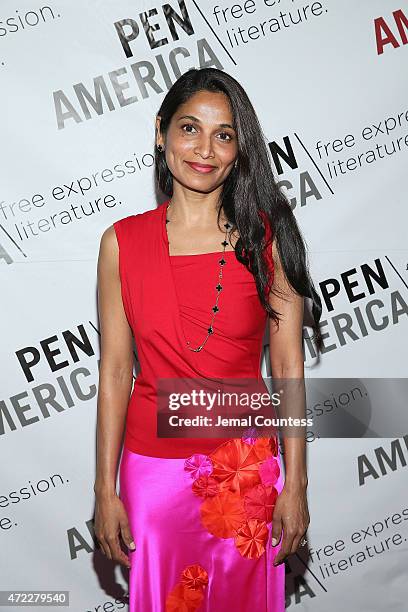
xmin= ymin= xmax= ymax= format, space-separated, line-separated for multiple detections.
xmin=166 ymin=201 xmax=232 ymax=353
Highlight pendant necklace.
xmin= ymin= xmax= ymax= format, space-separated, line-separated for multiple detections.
xmin=166 ymin=201 xmax=232 ymax=353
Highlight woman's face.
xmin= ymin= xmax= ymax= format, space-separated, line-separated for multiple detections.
xmin=156 ymin=90 xmax=238 ymax=194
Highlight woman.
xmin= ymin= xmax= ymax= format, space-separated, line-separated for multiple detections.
xmin=94 ymin=67 xmax=322 ymax=611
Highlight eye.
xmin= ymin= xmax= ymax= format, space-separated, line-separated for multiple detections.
xmin=218 ymin=131 xmax=233 ymax=142
xmin=181 ymin=123 xmax=197 ymax=133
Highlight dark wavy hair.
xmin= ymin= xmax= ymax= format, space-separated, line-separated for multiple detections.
xmin=155 ymin=67 xmax=323 ymax=352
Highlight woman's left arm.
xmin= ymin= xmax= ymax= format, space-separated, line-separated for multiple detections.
xmin=267 ymin=237 xmax=310 ymax=565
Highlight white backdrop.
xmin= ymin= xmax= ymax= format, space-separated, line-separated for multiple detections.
xmin=1 ymin=1 xmax=407 ymax=610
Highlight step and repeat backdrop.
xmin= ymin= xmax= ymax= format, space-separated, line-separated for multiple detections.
xmin=1 ymin=1 xmax=407 ymax=610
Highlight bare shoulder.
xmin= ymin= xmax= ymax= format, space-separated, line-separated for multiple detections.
xmin=100 ymin=224 xmax=118 ymax=250
xmin=96 ymin=225 xmax=120 ymax=286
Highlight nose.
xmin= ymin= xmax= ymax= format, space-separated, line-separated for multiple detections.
xmin=194 ymin=133 xmax=215 ymax=160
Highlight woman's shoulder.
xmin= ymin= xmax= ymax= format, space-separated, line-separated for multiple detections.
xmin=112 ymin=213 xmax=136 ymax=234
xmin=113 ymin=204 xmax=162 ymax=232
xmin=105 ymin=204 xmax=161 ymax=249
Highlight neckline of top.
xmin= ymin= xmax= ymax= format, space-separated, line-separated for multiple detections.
xmin=169 ymin=250 xmax=236 ymax=258
xmin=161 ymin=198 xmax=237 ymax=258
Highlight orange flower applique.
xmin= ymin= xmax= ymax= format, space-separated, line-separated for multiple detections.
xmin=192 ymin=475 xmax=220 ymax=498
xmin=181 ymin=564 xmax=209 ymax=590
xmin=234 ymin=518 xmax=269 ymax=559
xmin=244 ymin=483 xmax=278 ymax=523
xmin=252 ymin=437 xmax=275 ymax=461
xmin=166 ymin=564 xmax=208 ymax=611
xmin=165 ymin=583 xmax=204 ymax=612
xmin=184 ymin=438 xmax=281 ymax=563
xmin=200 ymin=489 xmax=246 ymax=538
xmin=209 ymin=439 xmax=263 ymax=495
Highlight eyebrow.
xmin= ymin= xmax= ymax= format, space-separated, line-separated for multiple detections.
xmin=176 ymin=114 xmax=235 ymax=130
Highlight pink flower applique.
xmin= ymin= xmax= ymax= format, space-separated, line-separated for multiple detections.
xmin=244 ymin=483 xmax=278 ymax=523
xmin=259 ymin=456 xmax=280 ymax=486
xmin=184 ymin=454 xmax=213 ymax=480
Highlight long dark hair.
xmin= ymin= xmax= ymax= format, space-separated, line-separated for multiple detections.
xmin=155 ymin=67 xmax=323 ymax=352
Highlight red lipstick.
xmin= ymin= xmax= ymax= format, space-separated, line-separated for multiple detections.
xmin=185 ymin=161 xmax=216 ymax=173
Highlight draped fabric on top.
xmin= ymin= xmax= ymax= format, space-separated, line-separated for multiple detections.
xmin=113 ymin=200 xmax=275 ymax=459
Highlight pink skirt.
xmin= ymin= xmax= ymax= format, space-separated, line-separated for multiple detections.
xmin=119 ymin=437 xmax=285 ymax=611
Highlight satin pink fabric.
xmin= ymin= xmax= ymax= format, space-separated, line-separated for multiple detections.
xmin=119 ymin=444 xmax=285 ymax=611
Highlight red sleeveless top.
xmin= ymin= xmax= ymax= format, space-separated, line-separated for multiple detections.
xmin=113 ymin=199 xmax=274 ymax=458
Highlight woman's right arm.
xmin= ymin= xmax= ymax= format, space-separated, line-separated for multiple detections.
xmin=93 ymin=225 xmax=135 ymax=567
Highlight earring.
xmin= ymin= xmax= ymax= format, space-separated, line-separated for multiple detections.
xmin=234 ymin=159 xmax=238 ymax=168
xmin=157 ymin=144 xmax=164 ymax=152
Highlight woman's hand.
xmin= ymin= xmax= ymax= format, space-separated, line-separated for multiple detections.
xmin=94 ymin=490 xmax=135 ymax=568
xmin=270 ymin=481 xmax=309 ymax=566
